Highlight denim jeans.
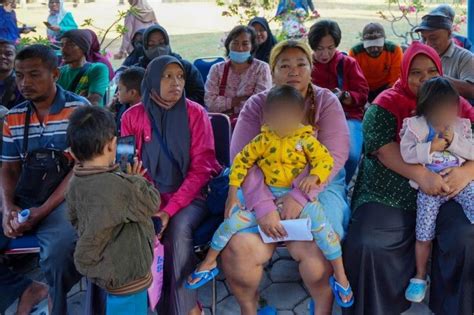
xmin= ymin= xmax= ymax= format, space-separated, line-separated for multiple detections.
xmin=0 ymin=202 xmax=81 ymax=314
xmin=345 ymin=119 xmax=363 ymax=184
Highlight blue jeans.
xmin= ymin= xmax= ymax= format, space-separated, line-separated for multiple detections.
xmin=106 ymin=289 xmax=147 ymax=315
xmin=211 ymin=187 xmax=342 ymax=260
xmin=345 ymin=119 xmax=363 ymax=184
xmin=0 ymin=202 xmax=81 ymax=314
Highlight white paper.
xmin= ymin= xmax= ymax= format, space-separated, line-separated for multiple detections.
xmin=258 ymin=218 xmax=313 ymax=243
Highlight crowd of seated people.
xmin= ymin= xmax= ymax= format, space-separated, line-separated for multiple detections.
xmin=0 ymin=3 xmax=473 ymax=315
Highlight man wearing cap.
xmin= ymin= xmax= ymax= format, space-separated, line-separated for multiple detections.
xmin=58 ymin=29 xmax=109 ymax=106
xmin=432 ymin=4 xmax=472 ymax=52
xmin=349 ymin=23 xmax=403 ymax=102
xmin=415 ymin=13 xmax=474 ymax=101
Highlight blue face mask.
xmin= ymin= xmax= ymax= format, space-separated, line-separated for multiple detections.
xmin=229 ymin=50 xmax=251 ymax=64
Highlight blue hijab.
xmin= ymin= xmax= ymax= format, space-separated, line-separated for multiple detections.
xmin=141 ymin=55 xmax=191 ymax=193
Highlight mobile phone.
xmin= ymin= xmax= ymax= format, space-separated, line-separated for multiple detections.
xmin=116 ymin=135 xmax=136 ymax=172
xmin=43 ymin=21 xmax=51 ymax=27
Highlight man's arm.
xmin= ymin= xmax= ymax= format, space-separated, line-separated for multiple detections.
xmin=86 ymin=93 xmax=103 ymax=107
xmin=0 ymin=161 xmax=22 ymax=237
xmin=445 ymin=77 xmax=474 ymax=99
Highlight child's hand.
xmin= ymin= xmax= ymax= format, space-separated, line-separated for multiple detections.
xmin=126 ymin=157 xmax=147 ymax=176
xmin=224 ymin=187 xmax=241 ymax=218
xmin=299 ymin=175 xmax=320 ymax=194
xmin=430 ymin=136 xmax=448 ymax=153
xmin=442 ymin=127 xmax=454 ymax=145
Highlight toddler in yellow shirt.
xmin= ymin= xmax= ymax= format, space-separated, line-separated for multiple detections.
xmin=186 ymin=85 xmax=353 ymax=307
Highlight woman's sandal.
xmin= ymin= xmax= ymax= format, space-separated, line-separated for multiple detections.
xmin=185 ymin=267 xmax=219 ymax=290
xmin=405 ymin=277 xmax=429 ymax=303
xmin=329 ymin=276 xmax=354 ymax=308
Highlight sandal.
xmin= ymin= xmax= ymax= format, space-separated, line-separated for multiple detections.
xmin=308 ymin=299 xmax=315 ymax=314
xmin=329 ymin=276 xmax=354 ymax=308
xmin=405 ymin=277 xmax=429 ymax=303
xmin=257 ymin=306 xmax=277 ymax=315
xmin=185 ymin=267 xmax=219 ymax=290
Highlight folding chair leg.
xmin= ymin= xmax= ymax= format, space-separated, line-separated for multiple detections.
xmin=212 ymin=277 xmax=217 ymax=315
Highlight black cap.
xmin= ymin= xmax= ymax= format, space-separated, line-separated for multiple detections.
xmin=414 ymin=14 xmax=453 ymax=32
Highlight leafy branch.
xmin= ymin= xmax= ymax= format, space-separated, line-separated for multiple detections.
xmin=217 ymin=0 xmax=276 ymax=24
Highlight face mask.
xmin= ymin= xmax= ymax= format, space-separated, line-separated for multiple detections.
xmin=145 ymin=44 xmax=171 ymax=60
xmin=229 ymin=50 xmax=251 ymax=64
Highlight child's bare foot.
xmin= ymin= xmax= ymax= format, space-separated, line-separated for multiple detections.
xmin=334 ymin=274 xmax=353 ymax=303
xmin=187 ymin=259 xmax=217 ymax=285
xmin=16 ymin=281 xmax=48 ymax=315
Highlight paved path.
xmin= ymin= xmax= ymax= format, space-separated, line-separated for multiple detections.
xmin=6 ymin=247 xmax=433 ymax=314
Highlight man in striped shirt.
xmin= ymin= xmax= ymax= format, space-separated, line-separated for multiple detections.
xmin=0 ymin=45 xmax=89 ymax=315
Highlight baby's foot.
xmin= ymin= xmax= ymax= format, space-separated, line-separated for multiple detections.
xmin=187 ymin=259 xmax=218 ymax=285
xmin=334 ymin=275 xmax=353 ymax=303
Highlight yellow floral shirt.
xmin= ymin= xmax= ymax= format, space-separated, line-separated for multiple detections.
xmin=229 ymin=124 xmax=334 ymax=188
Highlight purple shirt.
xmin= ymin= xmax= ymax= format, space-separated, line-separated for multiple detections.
xmin=231 ymin=85 xmax=350 ymax=219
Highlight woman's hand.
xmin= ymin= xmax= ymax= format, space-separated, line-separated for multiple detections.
xmin=440 ymin=167 xmax=472 ymax=199
xmin=231 ymin=96 xmax=249 ymax=108
xmin=257 ymin=210 xmax=287 ymax=240
xmin=47 ymin=25 xmax=60 ymax=32
xmin=154 ymin=211 xmax=170 ymax=240
xmin=279 ymin=194 xmax=303 ymax=220
xmin=416 ymin=170 xmax=450 ymax=196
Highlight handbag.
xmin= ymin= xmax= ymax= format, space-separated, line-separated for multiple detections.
xmin=14 ymin=104 xmax=73 ymax=209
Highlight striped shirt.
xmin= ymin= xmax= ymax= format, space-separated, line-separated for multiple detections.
xmin=1 ymin=86 xmax=89 ymax=162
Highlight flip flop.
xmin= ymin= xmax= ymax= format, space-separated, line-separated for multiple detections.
xmin=308 ymin=299 xmax=315 ymax=314
xmin=329 ymin=276 xmax=354 ymax=308
xmin=185 ymin=267 xmax=219 ymax=290
xmin=257 ymin=306 xmax=277 ymax=315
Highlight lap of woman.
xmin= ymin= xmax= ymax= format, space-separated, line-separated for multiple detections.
xmin=343 ymin=199 xmax=474 ymax=315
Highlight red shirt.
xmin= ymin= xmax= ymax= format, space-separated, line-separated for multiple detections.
xmin=311 ymin=51 xmax=369 ymax=121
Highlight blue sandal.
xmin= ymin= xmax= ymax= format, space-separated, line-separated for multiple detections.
xmin=405 ymin=277 xmax=429 ymax=303
xmin=185 ymin=267 xmax=219 ymax=290
xmin=329 ymin=276 xmax=354 ymax=308
xmin=308 ymin=299 xmax=315 ymax=314
xmin=257 ymin=306 xmax=277 ymax=315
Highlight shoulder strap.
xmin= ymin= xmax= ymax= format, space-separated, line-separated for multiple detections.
xmin=218 ymin=61 xmax=231 ymax=97
xmin=151 ymin=124 xmax=183 ymax=177
xmin=336 ymin=57 xmax=344 ymax=90
xmin=68 ymin=62 xmax=91 ymax=93
xmin=22 ymin=104 xmax=32 ymax=157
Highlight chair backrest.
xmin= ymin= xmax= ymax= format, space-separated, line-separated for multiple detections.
xmin=193 ymin=57 xmax=225 ymax=84
xmin=209 ymin=113 xmax=231 ymax=167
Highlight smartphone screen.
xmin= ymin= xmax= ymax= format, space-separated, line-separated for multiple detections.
xmin=116 ymin=136 xmax=136 ymax=172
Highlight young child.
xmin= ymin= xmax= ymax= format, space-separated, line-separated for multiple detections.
xmin=186 ymin=85 xmax=354 ymax=307
xmin=65 ymin=106 xmax=160 ymax=315
xmin=400 ymin=77 xmax=474 ymax=303
xmin=112 ymin=66 xmax=145 ymax=133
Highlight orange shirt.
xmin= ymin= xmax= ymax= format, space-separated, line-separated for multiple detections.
xmin=349 ymin=41 xmax=403 ymax=91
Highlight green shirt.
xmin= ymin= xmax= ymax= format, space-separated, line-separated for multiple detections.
xmin=57 ymin=62 xmax=109 ymax=107
xmin=351 ymin=105 xmax=418 ymax=212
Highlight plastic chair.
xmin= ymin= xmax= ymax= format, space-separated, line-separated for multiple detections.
xmin=193 ymin=57 xmax=225 ymax=83
xmin=192 ymin=113 xmax=231 ymax=315
xmin=3 ymin=235 xmax=40 ymax=255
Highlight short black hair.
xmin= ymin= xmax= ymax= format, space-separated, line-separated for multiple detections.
xmin=119 ymin=67 xmax=145 ymax=94
xmin=416 ymin=77 xmax=459 ymax=117
xmin=15 ymin=44 xmax=58 ymax=70
xmin=308 ymin=20 xmax=342 ymax=50
xmin=0 ymin=39 xmax=15 ymax=50
xmin=67 ymin=106 xmax=117 ymax=162
xmin=264 ymin=85 xmax=305 ymax=112
xmin=225 ymin=25 xmax=258 ymax=57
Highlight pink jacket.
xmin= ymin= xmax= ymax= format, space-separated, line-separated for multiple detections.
xmin=121 ymin=99 xmax=221 ymax=217
xmin=231 ymin=86 xmax=350 ymax=219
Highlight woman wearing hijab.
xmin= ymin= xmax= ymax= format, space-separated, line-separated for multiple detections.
xmin=0 ymin=0 xmax=32 ymax=43
xmin=122 ymin=28 xmax=145 ymax=67
xmin=121 ymin=55 xmax=220 ymax=315
xmin=342 ymin=42 xmax=474 ymax=315
xmin=115 ymin=0 xmax=157 ymax=59
xmin=85 ymin=29 xmax=115 ymax=80
xmin=46 ymin=0 xmax=77 ymax=41
xmin=248 ymin=17 xmax=277 ymax=63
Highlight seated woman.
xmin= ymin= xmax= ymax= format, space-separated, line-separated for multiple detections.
xmin=205 ymin=25 xmax=272 ymax=124
xmin=308 ymin=20 xmax=369 ymax=184
xmin=122 ymin=29 xmax=145 ymax=67
xmin=248 ymin=17 xmax=277 ymax=63
xmin=137 ymin=24 xmax=205 ymax=105
xmin=342 ymin=41 xmax=474 ymax=315
xmin=86 ymin=29 xmax=115 ymax=81
xmin=46 ymin=0 xmax=77 ymax=42
xmin=121 ymin=55 xmax=221 ymax=315
xmin=221 ymin=40 xmax=351 ymax=315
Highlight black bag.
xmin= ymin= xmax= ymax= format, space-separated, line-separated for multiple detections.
xmin=14 ymin=105 xmax=73 ymax=209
